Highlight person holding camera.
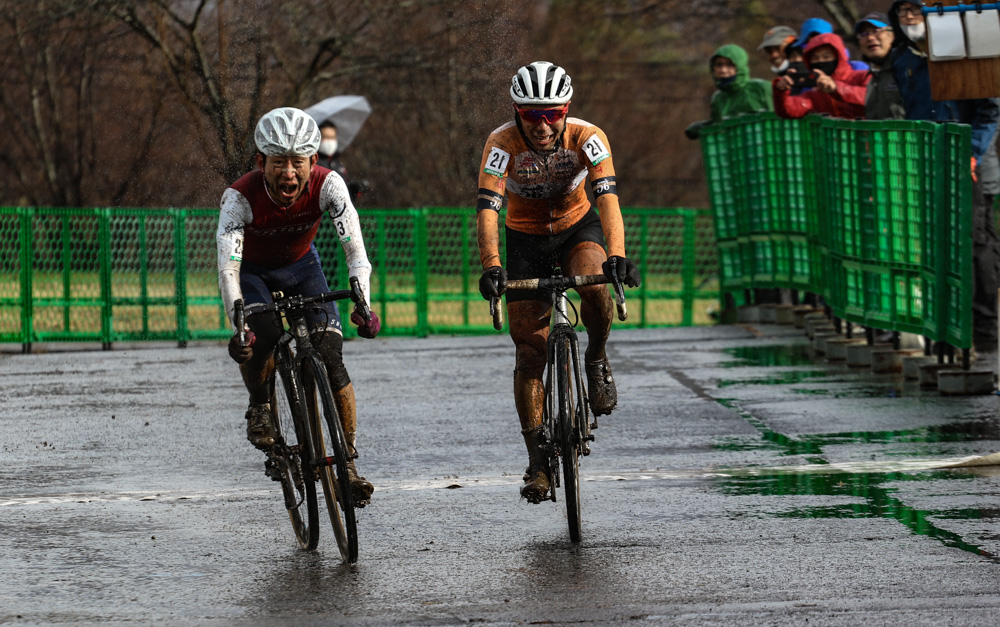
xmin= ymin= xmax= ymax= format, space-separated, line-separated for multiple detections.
xmin=773 ymin=32 xmax=870 ymax=120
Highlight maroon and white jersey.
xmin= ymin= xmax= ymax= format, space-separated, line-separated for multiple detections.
xmin=216 ymin=166 xmax=371 ymax=327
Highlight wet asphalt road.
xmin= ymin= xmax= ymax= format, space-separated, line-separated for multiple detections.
xmin=2 ymin=323 xmax=1000 ymax=625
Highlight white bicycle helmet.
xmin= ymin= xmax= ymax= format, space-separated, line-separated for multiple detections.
xmin=254 ymin=107 xmax=321 ymax=156
xmin=510 ymin=61 xmax=573 ymax=106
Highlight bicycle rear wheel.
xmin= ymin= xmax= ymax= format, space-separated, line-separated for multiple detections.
xmin=301 ymin=355 xmax=359 ymax=563
xmin=554 ymin=336 xmax=582 ymax=542
xmin=272 ymin=366 xmax=319 ymax=550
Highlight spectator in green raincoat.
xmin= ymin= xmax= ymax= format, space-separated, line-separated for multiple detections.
xmin=709 ymin=44 xmax=773 ymax=121
xmin=686 ymin=44 xmax=773 ymax=139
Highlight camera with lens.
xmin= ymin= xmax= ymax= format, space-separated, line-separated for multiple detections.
xmin=785 ymin=62 xmax=818 ymax=89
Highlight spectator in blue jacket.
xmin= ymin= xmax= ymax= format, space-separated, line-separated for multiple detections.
xmin=889 ymin=0 xmax=1000 ymax=356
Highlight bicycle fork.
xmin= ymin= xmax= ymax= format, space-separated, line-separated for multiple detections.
xmin=553 ymin=292 xmax=595 ymax=454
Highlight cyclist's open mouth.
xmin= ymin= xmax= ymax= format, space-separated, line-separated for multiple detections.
xmin=278 ymin=183 xmax=300 ymax=199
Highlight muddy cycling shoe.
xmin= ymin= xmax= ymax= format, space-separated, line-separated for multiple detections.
xmin=346 ymin=461 xmax=374 ymax=507
xmin=520 ymin=468 xmax=551 ymax=504
xmin=586 ymin=357 xmax=617 ymax=416
xmin=245 ymin=402 xmax=276 ymax=450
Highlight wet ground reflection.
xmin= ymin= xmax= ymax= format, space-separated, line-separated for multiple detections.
xmin=718 ymin=469 xmax=1000 ymax=562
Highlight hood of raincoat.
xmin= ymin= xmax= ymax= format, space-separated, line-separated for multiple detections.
xmin=710 ymin=44 xmax=751 ymax=92
xmin=803 ymin=33 xmax=855 ymax=81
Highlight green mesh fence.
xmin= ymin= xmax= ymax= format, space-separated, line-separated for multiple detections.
xmin=0 ymin=206 xmax=717 ymax=349
xmin=702 ymin=113 xmax=974 ymax=348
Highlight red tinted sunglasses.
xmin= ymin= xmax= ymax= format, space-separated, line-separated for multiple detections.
xmin=514 ymin=103 xmax=570 ymax=124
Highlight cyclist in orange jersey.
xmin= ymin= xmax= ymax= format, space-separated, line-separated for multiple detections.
xmin=476 ymin=61 xmax=641 ymax=504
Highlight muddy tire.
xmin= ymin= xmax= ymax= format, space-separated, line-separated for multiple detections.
xmin=301 ymin=355 xmax=359 ymax=564
xmin=555 ymin=337 xmax=582 ymax=542
xmin=272 ymin=366 xmax=320 ymax=550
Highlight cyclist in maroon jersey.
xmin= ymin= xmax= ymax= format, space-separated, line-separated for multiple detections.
xmin=216 ymin=107 xmax=380 ymax=505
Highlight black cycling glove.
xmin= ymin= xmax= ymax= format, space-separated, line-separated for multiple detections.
xmin=602 ymin=256 xmax=641 ymax=288
xmin=478 ymin=266 xmax=508 ymax=300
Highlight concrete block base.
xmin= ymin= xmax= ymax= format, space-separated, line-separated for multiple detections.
xmin=794 ymin=307 xmax=825 ymax=328
xmin=938 ymin=370 xmax=996 ymax=395
xmin=871 ymin=349 xmax=925 ymax=374
xmin=737 ymin=306 xmax=760 ymax=323
xmin=826 ymin=338 xmax=865 ymax=362
xmin=775 ymin=304 xmax=796 ymax=325
xmin=759 ymin=304 xmax=777 ymax=324
xmin=918 ymin=363 xmax=963 ymax=388
xmin=806 ymin=318 xmax=836 ymax=339
xmin=846 ymin=342 xmax=893 ymax=368
xmin=902 ymin=355 xmax=936 ymax=380
xmin=812 ymin=331 xmax=839 ymax=354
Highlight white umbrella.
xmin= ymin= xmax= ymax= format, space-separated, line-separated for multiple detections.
xmin=304 ymin=95 xmax=372 ymax=151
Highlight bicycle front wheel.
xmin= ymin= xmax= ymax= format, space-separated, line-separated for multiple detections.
xmin=301 ymin=355 xmax=359 ymax=563
xmin=554 ymin=336 xmax=582 ymax=542
xmin=272 ymin=366 xmax=320 ymax=550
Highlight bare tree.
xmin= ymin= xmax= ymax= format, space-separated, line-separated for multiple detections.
xmin=816 ymin=0 xmax=862 ymax=35
xmin=0 ymin=0 xmax=161 ymax=207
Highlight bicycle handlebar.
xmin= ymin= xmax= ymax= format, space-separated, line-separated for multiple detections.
xmin=242 ymin=279 xmax=370 ymax=326
xmin=490 ymin=273 xmax=628 ymax=330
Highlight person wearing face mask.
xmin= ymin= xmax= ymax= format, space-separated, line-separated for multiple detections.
xmin=708 ymin=45 xmax=774 ymax=123
xmin=793 ymin=17 xmax=870 ymax=71
xmin=758 ymin=26 xmax=798 ymax=77
xmin=685 ymin=45 xmax=773 ymax=140
xmin=773 ymin=32 xmax=870 ymax=120
xmin=317 ymin=121 xmax=363 ymax=204
xmin=889 ymin=0 xmax=1000 ymax=358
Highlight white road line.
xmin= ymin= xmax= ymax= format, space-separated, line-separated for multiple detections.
xmin=3 ymin=455 xmax=995 ymax=506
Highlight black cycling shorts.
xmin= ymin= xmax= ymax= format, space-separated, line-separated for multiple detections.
xmin=504 ymin=209 xmax=606 ymax=303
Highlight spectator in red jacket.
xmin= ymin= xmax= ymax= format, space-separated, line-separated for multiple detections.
xmin=773 ymin=32 xmax=870 ymax=120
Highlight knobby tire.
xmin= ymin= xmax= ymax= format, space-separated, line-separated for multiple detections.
xmin=555 ymin=337 xmax=582 ymax=542
xmin=273 ymin=366 xmax=320 ymax=550
xmin=302 ymin=355 xmax=359 ymax=563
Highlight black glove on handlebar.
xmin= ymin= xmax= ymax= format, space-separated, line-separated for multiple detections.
xmin=602 ymin=256 xmax=641 ymax=288
xmin=478 ymin=266 xmax=508 ymax=300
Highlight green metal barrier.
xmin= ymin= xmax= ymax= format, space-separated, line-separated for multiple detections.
xmin=702 ymin=112 xmax=973 ymax=348
xmin=0 ymin=207 xmax=718 ymax=349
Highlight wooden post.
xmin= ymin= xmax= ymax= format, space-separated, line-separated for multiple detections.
xmin=926 ymin=0 xmax=1000 ymax=100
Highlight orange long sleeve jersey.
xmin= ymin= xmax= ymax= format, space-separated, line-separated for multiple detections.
xmin=476 ymin=117 xmax=626 ymax=268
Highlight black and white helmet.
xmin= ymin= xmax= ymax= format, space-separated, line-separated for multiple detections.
xmin=510 ymin=61 xmax=573 ymax=106
xmin=254 ymin=107 xmax=321 ymax=157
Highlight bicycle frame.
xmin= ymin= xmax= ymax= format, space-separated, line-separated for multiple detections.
xmin=232 ymin=278 xmax=369 ymax=560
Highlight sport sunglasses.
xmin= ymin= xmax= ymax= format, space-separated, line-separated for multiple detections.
xmin=514 ymin=103 xmax=570 ymax=124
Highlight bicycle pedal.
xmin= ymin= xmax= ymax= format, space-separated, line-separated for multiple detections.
xmin=590 ymin=421 xmax=599 ymax=430
xmin=263 ymin=458 xmax=283 ymax=482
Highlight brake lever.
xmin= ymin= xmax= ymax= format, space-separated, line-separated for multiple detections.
xmin=234 ymin=299 xmax=246 ymax=346
xmin=607 ymin=257 xmax=628 ymax=322
xmin=350 ymin=276 xmax=372 ymax=322
xmin=491 ymin=296 xmax=503 ymax=330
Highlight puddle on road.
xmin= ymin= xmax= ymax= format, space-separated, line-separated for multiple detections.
xmin=717 ymin=370 xmax=832 ymax=388
xmin=722 ymin=344 xmax=815 ymax=368
xmin=714 ymin=397 xmax=1000 ymax=562
xmin=718 ymin=469 xmax=1000 ymax=562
